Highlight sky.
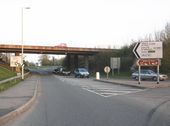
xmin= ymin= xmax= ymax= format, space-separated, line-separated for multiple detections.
xmin=0 ymin=0 xmax=170 ymax=62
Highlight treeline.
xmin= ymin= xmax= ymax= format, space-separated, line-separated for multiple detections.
xmin=88 ymin=23 xmax=170 ymax=74
xmin=25 ymin=54 xmax=64 ymax=67
xmin=88 ymin=45 xmax=136 ymax=73
xmin=159 ymin=23 xmax=170 ymax=73
xmin=38 ymin=55 xmax=63 ymax=66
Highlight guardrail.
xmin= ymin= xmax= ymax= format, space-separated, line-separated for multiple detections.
xmin=0 ymin=72 xmax=30 ymax=85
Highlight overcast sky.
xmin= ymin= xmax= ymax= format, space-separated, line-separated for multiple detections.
xmin=0 ymin=0 xmax=170 ymax=62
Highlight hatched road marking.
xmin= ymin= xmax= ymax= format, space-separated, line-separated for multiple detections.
xmin=54 ymin=75 xmax=144 ymax=97
xmin=82 ymin=86 xmax=142 ymax=97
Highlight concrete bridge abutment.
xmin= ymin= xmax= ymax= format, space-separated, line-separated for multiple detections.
xmin=66 ymin=54 xmax=89 ymax=70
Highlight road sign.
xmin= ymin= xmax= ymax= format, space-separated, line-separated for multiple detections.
xmin=133 ymin=42 xmax=163 ymax=59
xmin=110 ymin=57 xmax=120 ymax=75
xmin=137 ymin=59 xmax=161 ymax=66
xmin=104 ymin=66 xmax=110 ymax=79
xmin=10 ymin=56 xmax=22 ymax=67
xmin=110 ymin=57 xmax=120 ymax=69
xmin=104 ymin=66 xmax=111 ymax=73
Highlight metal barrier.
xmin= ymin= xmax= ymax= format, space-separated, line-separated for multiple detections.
xmin=0 ymin=72 xmax=30 ymax=85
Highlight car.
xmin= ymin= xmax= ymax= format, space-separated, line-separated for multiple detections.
xmin=132 ymin=69 xmax=168 ymax=81
xmin=53 ymin=67 xmax=71 ymax=76
xmin=55 ymin=43 xmax=67 ymax=48
xmin=74 ymin=68 xmax=89 ymax=78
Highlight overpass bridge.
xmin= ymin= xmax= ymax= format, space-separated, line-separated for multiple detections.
xmin=0 ymin=44 xmax=113 ymax=55
xmin=0 ymin=44 xmax=116 ymax=70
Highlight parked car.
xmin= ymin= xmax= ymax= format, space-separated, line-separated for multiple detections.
xmin=53 ymin=67 xmax=71 ymax=76
xmin=74 ymin=68 xmax=89 ymax=78
xmin=132 ymin=69 xmax=168 ymax=81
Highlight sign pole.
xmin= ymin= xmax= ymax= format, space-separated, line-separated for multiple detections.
xmin=104 ymin=66 xmax=111 ymax=80
xmin=138 ymin=65 xmax=141 ymax=84
xmin=157 ymin=59 xmax=160 ymax=84
xmin=112 ymin=68 xmax=114 ymax=76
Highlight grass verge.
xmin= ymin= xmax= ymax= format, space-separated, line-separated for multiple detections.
xmin=0 ymin=66 xmax=30 ymax=92
xmin=0 ymin=66 xmax=19 ymax=92
xmin=0 ymin=73 xmax=30 ymax=92
xmin=0 ymin=66 xmax=16 ymax=81
xmin=0 ymin=78 xmax=21 ymax=92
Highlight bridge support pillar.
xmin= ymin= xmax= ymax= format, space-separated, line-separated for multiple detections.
xmin=15 ymin=53 xmax=21 ymax=73
xmin=84 ymin=55 xmax=89 ymax=70
xmin=74 ymin=54 xmax=78 ymax=69
xmin=66 ymin=54 xmax=71 ymax=70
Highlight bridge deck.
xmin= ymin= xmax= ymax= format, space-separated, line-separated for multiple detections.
xmin=0 ymin=44 xmax=114 ymax=55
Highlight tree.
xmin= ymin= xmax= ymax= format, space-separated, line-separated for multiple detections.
xmin=38 ymin=54 xmax=51 ymax=66
xmin=159 ymin=23 xmax=170 ymax=73
xmin=89 ymin=50 xmax=119 ymax=72
xmin=24 ymin=60 xmax=36 ymax=67
xmin=117 ymin=43 xmax=137 ymax=72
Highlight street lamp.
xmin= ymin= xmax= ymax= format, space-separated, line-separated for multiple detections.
xmin=21 ymin=7 xmax=30 ymax=80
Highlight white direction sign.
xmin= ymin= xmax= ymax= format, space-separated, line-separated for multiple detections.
xmin=133 ymin=42 xmax=163 ymax=59
xmin=10 ymin=56 xmax=22 ymax=67
xmin=110 ymin=57 xmax=120 ymax=69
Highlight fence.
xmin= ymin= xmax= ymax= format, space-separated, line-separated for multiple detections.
xmin=0 ymin=72 xmax=30 ymax=85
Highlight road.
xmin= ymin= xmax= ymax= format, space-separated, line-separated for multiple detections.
xmin=5 ymin=68 xmax=170 ymax=126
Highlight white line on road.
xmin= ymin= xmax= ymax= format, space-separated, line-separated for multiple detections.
xmin=54 ymin=76 xmax=144 ymax=98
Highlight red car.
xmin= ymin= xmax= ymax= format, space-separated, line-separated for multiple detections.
xmin=55 ymin=43 xmax=67 ymax=48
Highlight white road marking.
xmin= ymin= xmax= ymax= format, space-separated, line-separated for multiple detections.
xmin=54 ymin=75 xmax=144 ymax=97
xmin=82 ymin=88 xmax=113 ymax=97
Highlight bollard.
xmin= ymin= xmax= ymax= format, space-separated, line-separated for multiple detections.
xmin=96 ymin=72 xmax=100 ymax=80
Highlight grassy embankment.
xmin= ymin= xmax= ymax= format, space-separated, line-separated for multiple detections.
xmin=0 ymin=66 xmax=19 ymax=92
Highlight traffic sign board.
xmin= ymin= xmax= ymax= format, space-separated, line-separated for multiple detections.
xmin=136 ymin=59 xmax=161 ymax=66
xmin=110 ymin=57 xmax=120 ymax=69
xmin=10 ymin=56 xmax=22 ymax=67
xmin=133 ymin=42 xmax=163 ymax=59
xmin=104 ymin=66 xmax=111 ymax=73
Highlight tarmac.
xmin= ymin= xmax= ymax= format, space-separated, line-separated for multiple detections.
xmin=0 ymin=74 xmax=38 ymax=126
xmin=0 ymin=74 xmax=169 ymax=125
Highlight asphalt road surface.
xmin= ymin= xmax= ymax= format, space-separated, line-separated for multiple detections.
xmin=5 ymin=68 xmax=170 ymax=126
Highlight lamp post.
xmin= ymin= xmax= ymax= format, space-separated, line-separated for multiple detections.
xmin=21 ymin=7 xmax=30 ymax=80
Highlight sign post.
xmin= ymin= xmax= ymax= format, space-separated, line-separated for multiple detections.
xmin=10 ymin=56 xmax=22 ymax=67
xmin=104 ymin=66 xmax=111 ymax=79
xmin=136 ymin=59 xmax=161 ymax=84
xmin=110 ymin=57 xmax=120 ymax=76
xmin=138 ymin=65 xmax=141 ymax=84
xmin=133 ymin=42 xmax=163 ymax=84
xmin=157 ymin=61 xmax=160 ymax=84
xmin=10 ymin=56 xmax=22 ymax=74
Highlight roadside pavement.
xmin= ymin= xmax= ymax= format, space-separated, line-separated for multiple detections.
xmin=0 ymin=74 xmax=38 ymax=126
xmin=95 ymin=78 xmax=170 ymax=89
